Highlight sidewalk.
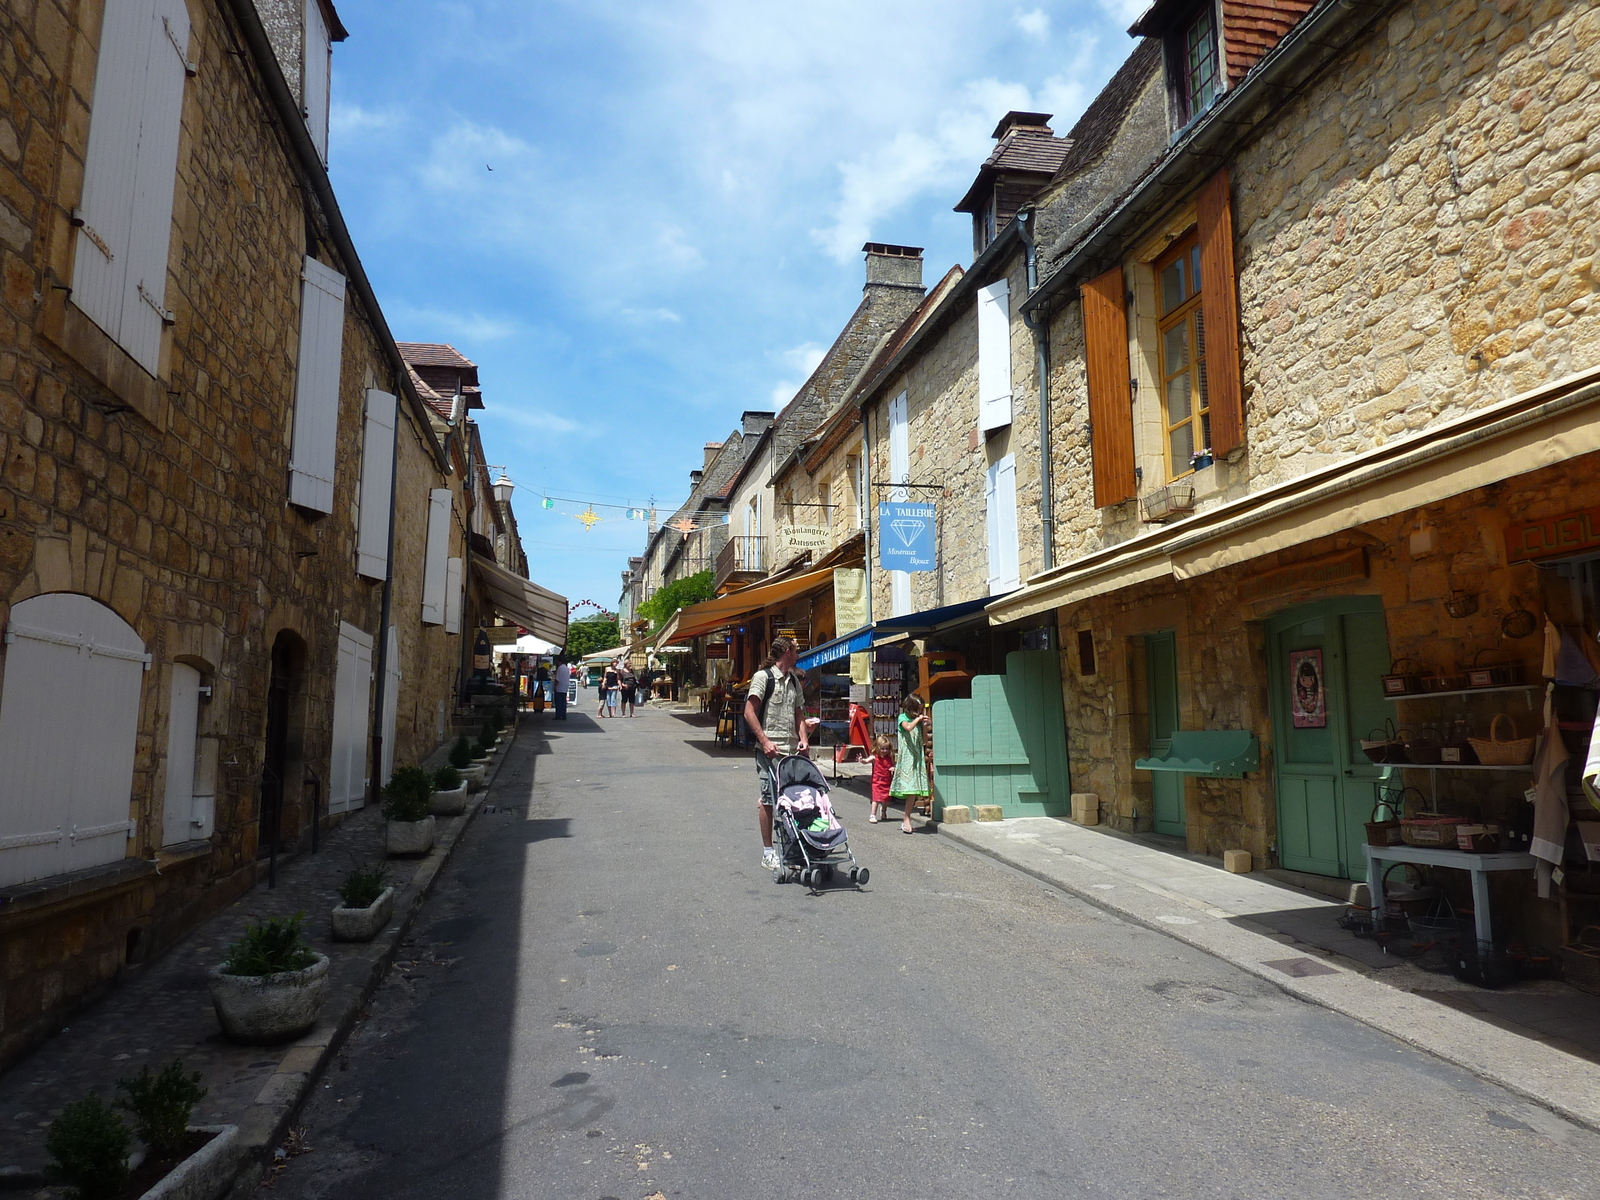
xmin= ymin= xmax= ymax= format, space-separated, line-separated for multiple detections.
xmin=0 ymin=721 xmax=527 ymax=1193
xmin=936 ymin=814 xmax=1600 ymax=1132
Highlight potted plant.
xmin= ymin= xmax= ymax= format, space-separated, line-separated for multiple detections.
xmin=385 ymin=766 xmax=436 ymax=854
xmin=331 ymin=862 xmax=394 ymax=941
xmin=449 ymin=735 xmax=487 ymax=789
xmin=106 ymin=1060 xmax=240 ymax=1198
xmin=207 ymin=914 xmax=328 ymax=1043
xmin=430 ymin=765 xmax=470 ymax=815
xmin=45 ymin=1095 xmax=131 ymax=1199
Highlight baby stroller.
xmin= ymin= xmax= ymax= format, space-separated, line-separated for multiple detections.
xmin=766 ymin=754 xmax=869 ymax=891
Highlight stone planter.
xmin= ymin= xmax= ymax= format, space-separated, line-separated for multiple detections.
xmin=429 ymin=782 xmax=470 ymax=816
xmin=331 ymin=886 xmax=395 ymax=942
xmin=208 ymin=955 xmax=329 ymax=1043
xmin=459 ymin=763 xmax=487 ymax=791
xmin=386 ymin=815 xmax=435 ymax=856
xmin=139 ymin=1124 xmax=242 ymax=1200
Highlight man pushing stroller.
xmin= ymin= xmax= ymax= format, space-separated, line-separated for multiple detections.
xmin=744 ymin=636 xmax=808 ymax=871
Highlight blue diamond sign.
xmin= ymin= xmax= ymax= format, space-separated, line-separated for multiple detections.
xmin=878 ymin=502 xmax=936 ymax=572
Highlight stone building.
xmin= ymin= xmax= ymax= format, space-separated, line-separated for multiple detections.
xmin=988 ymin=0 xmax=1600 ymax=943
xmin=0 ymin=0 xmax=499 ymax=1068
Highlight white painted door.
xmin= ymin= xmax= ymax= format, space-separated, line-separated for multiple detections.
xmin=328 ymin=621 xmax=373 ymax=813
xmin=161 ymin=663 xmax=200 ymax=846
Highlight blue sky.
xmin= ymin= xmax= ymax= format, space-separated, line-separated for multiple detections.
xmin=328 ymin=0 xmax=1149 ymax=613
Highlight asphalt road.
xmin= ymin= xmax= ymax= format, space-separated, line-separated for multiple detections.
xmin=267 ymin=695 xmax=1600 ymax=1200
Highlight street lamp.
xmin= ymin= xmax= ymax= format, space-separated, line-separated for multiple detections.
xmin=492 ymin=475 xmax=514 ymax=506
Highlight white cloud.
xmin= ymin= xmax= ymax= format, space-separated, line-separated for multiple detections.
xmin=1015 ymin=8 xmax=1051 ymax=38
xmin=330 ymin=102 xmax=405 ymax=137
xmin=493 ymin=405 xmax=585 ymax=436
xmin=621 ymin=307 xmax=684 ymax=324
xmin=767 ymin=341 xmax=827 ymax=404
xmin=1097 ymin=0 xmax=1148 ymax=25
xmin=392 ymin=306 xmax=520 ymax=342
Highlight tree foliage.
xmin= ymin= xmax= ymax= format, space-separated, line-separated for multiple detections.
xmin=565 ymin=613 xmax=620 ymax=659
xmin=637 ymin=570 xmax=714 ymax=630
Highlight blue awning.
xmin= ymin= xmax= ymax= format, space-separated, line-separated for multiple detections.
xmin=795 ymin=594 xmax=1010 ymax=673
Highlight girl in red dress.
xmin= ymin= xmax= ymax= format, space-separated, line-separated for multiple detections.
xmin=868 ymin=733 xmax=895 ymax=823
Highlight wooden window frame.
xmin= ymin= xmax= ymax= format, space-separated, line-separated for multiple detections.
xmin=1155 ymin=232 xmax=1210 ymax=482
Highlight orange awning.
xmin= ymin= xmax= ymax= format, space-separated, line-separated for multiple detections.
xmin=663 ymin=568 xmax=835 ymax=644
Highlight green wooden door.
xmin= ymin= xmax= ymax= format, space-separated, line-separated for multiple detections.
xmin=1268 ymin=598 xmax=1390 ymax=879
xmin=1146 ymin=630 xmax=1185 ymax=837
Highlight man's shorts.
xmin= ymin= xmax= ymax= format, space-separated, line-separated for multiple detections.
xmin=756 ymin=752 xmax=777 ymax=806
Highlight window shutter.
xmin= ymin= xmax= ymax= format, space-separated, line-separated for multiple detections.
xmin=994 ymin=453 xmax=1019 ymax=591
xmin=329 ymin=621 xmax=373 ymax=812
xmin=985 ymin=460 xmax=1001 ymax=593
xmin=0 ymin=595 xmax=147 ymax=886
xmin=977 ymin=279 xmax=1013 ymax=432
xmin=304 ymin=0 xmax=332 ymax=164
xmin=355 ymin=389 xmax=396 ymax=580
xmin=73 ymin=0 xmax=188 ymax=375
xmin=444 ymin=557 xmax=463 ymax=634
xmin=380 ymin=625 xmax=400 ymax=786
xmin=289 ymin=256 xmax=347 ymax=513
xmin=161 ymin=663 xmax=200 ymax=846
xmin=1082 ymin=265 xmax=1137 ymax=508
xmin=421 ymin=488 xmax=451 ymax=625
xmin=1197 ymin=167 xmax=1244 ymax=457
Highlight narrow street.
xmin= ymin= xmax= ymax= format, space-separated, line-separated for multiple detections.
xmin=267 ymin=695 xmax=1600 ymax=1200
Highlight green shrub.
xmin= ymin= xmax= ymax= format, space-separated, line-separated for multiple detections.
xmin=447 ymin=736 xmax=473 ymax=769
xmin=474 ymin=735 xmax=494 ymax=758
xmin=115 ymin=1060 xmax=206 ymax=1157
xmin=433 ymin=766 xmax=461 ymax=791
xmin=382 ymin=766 xmax=433 ymax=822
xmin=485 ymin=710 xmax=502 ymax=734
xmin=337 ymin=862 xmax=390 ymax=909
xmin=220 ymin=913 xmax=316 ymax=977
xmin=46 ymin=1095 xmax=131 ymax=1199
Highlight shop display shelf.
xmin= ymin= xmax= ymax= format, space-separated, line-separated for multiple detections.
xmin=1393 ymin=762 xmax=1536 ymax=772
xmin=1384 ymin=684 xmax=1541 ymax=701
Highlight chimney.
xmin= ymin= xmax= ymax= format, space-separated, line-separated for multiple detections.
xmin=990 ymin=110 xmax=1053 ymax=140
xmin=704 ymin=442 xmax=723 ymax=470
xmin=741 ymin=410 xmax=775 ymax=437
xmin=863 ymin=243 xmax=924 ymax=295
xmin=689 ymin=469 xmax=703 ymax=489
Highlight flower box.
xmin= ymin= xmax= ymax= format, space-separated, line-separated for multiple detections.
xmin=208 ymin=956 xmax=328 ymax=1043
xmin=386 ymin=815 xmax=436 ymax=856
xmin=429 ymin=782 xmax=470 ymax=816
xmin=331 ymin=885 xmax=395 ymax=942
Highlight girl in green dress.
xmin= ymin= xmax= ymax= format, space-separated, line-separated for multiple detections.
xmin=892 ymin=694 xmax=929 ymax=832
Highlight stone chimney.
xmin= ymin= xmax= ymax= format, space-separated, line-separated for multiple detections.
xmin=741 ymin=410 xmax=776 ymax=437
xmin=689 ymin=469 xmax=703 ymax=489
xmin=863 ymin=243 xmax=924 ymax=296
xmin=704 ymin=442 xmax=723 ymax=470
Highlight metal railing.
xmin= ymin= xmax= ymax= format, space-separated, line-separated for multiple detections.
xmin=714 ymin=535 xmax=766 ymax=590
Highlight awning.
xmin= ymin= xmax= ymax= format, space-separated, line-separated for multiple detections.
xmin=495 ymin=634 xmax=558 ymax=657
xmin=987 ymin=366 xmax=1600 ymax=625
xmin=663 ymin=567 xmax=836 ymax=644
xmin=580 ymin=644 xmax=629 ymax=664
xmin=795 ymin=595 xmax=1003 ymax=672
xmin=473 ymin=557 xmax=568 ymax=645
xmin=1134 ymin=731 xmax=1259 ymax=778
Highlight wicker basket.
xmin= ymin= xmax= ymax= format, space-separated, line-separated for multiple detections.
xmin=1365 ymin=800 xmax=1403 ymax=846
xmin=1400 ymin=814 xmax=1471 ymax=847
xmin=1468 ymin=713 xmax=1536 ymax=766
xmin=1405 ymin=726 xmax=1444 ymax=765
xmin=1380 ymin=658 xmax=1424 ymax=696
xmin=1559 ymin=927 xmax=1600 ymax=996
xmin=1360 ymin=718 xmax=1408 ymax=765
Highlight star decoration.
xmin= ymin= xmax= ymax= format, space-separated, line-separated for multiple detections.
xmin=576 ymin=506 xmax=602 ymax=530
xmin=670 ymin=517 xmax=697 ymax=539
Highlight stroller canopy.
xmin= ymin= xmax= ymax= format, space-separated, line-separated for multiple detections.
xmin=774 ymin=754 xmax=830 ymax=794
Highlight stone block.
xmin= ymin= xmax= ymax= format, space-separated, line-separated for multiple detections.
xmin=941 ymin=806 xmax=970 ymax=824
xmin=1223 ymin=849 xmax=1252 ymax=874
xmin=976 ymin=805 xmax=1004 ymax=822
xmin=1071 ymin=792 xmax=1101 ymax=826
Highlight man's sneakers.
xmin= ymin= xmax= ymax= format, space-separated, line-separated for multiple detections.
xmin=761 ymin=847 xmax=778 ymax=870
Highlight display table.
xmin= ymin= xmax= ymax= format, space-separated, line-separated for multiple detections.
xmin=1364 ymin=843 xmax=1536 ymax=946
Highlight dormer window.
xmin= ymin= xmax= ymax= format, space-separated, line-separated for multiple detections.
xmin=1179 ymin=5 xmax=1221 ymax=124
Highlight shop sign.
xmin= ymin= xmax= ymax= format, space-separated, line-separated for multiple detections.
xmin=704 ymin=640 xmax=730 ymax=659
xmin=486 ymin=625 xmax=523 ymax=645
xmin=778 ymin=524 xmax=831 ymax=552
xmin=878 ymin=502 xmax=936 ymax=573
xmin=1504 ymin=507 xmax=1600 ymax=563
xmin=1236 ymin=548 xmax=1366 ymax=603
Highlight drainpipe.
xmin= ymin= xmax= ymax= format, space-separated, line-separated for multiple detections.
xmin=457 ymin=396 xmax=476 ymax=700
xmin=1016 ymin=210 xmax=1054 ymax=573
xmin=367 ymin=381 xmax=403 ymax=811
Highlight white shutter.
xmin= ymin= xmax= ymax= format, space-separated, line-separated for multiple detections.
xmin=978 ymin=279 xmax=1013 ymax=432
xmin=888 ymin=392 xmax=910 ymax=616
xmin=988 ymin=453 xmax=1019 ymax=593
xmin=191 ymin=735 xmax=217 ymax=839
xmin=444 ymin=557 xmax=463 ymax=634
xmin=355 ymin=389 xmax=396 ymax=580
xmin=161 ymin=663 xmax=200 ymax=846
xmin=328 ymin=621 xmax=373 ymax=813
xmin=304 ymin=0 xmax=332 ymax=165
xmin=421 ymin=488 xmax=451 ymax=625
xmin=73 ymin=0 xmax=189 ymax=374
xmin=0 ymin=595 xmax=147 ymax=886
xmin=289 ymin=256 xmax=347 ymax=513
xmin=117 ymin=0 xmax=189 ymax=375
xmin=381 ymin=625 xmax=400 ymax=786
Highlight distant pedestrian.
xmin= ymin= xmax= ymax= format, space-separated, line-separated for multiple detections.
xmin=893 ymin=694 xmax=929 ymax=833
xmin=620 ymin=664 xmax=637 ymax=717
xmin=601 ymin=662 xmax=620 ymax=718
xmin=553 ymin=660 xmax=570 ymax=720
xmin=868 ymin=732 xmax=894 ymax=823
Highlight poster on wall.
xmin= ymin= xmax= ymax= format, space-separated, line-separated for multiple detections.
xmin=1289 ymin=649 xmax=1327 ymax=728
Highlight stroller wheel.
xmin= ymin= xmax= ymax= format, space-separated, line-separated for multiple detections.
xmin=848 ymin=866 xmax=859 ymax=882
xmin=801 ymin=869 xmax=815 ymax=887
xmin=855 ymin=867 xmax=870 ymax=886
xmin=773 ymin=866 xmax=785 ymax=884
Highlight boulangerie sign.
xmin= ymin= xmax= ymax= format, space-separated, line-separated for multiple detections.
xmin=1504 ymin=506 xmax=1600 ymax=563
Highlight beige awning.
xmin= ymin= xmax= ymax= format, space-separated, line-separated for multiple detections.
xmin=473 ymin=557 xmax=568 ymax=646
xmin=987 ymin=367 xmax=1600 ymax=625
xmin=663 ymin=567 xmax=836 ymax=644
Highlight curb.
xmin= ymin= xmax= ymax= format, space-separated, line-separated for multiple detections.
xmin=222 ymin=723 xmax=522 ymax=1196
xmin=935 ymin=819 xmax=1600 ymax=1135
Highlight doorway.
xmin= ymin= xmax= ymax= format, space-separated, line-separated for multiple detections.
xmin=1267 ymin=597 xmax=1391 ymax=879
xmin=260 ymin=631 xmax=306 ymax=856
xmin=1145 ymin=630 xmax=1185 ymax=837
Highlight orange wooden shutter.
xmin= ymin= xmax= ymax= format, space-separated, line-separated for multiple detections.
xmin=1082 ymin=266 xmax=1137 ymax=508
xmin=1197 ymin=168 xmax=1244 ymax=457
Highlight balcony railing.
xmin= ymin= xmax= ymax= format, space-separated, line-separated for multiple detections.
xmin=714 ymin=535 xmax=766 ymax=591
